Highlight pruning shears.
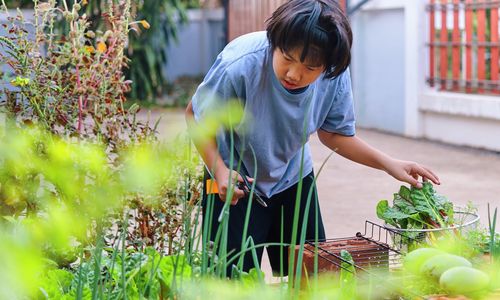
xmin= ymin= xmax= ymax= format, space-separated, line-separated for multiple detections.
xmin=216 ymin=172 xmax=268 ymax=222
xmin=237 ymin=173 xmax=268 ymax=208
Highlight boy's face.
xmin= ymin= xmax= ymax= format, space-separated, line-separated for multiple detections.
xmin=272 ymin=47 xmax=324 ymax=90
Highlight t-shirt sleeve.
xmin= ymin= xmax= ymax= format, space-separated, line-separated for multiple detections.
xmin=320 ymin=69 xmax=356 ymax=136
xmin=191 ymin=57 xmax=239 ymax=123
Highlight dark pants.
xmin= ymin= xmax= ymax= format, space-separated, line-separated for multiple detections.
xmin=202 ymin=171 xmax=326 ymax=277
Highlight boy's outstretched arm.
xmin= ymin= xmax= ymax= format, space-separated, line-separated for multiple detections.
xmin=317 ymin=129 xmax=440 ymax=188
xmin=185 ymin=100 xmax=247 ymax=204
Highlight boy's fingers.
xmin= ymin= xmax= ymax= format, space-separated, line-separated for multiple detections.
xmin=217 ymin=173 xmax=254 ymax=205
xmin=427 ymin=169 xmax=440 ymax=185
xmin=418 ymin=166 xmax=440 ymax=185
xmin=234 ymin=186 xmax=246 ymax=198
xmin=218 ymin=184 xmax=245 ymax=202
xmin=406 ymin=165 xmax=440 ymax=188
xmin=230 ymin=188 xmax=246 ymax=205
xmin=219 ymin=192 xmax=243 ymax=204
xmin=407 ymin=177 xmax=422 ymax=188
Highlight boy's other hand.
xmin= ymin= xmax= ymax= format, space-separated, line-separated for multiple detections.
xmin=214 ymin=167 xmax=253 ymax=205
xmin=384 ymin=159 xmax=440 ymax=188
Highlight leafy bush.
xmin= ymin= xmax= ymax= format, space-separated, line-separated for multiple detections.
xmin=1 ymin=0 xmax=189 ymax=103
xmin=0 ymin=122 xmax=199 ymax=298
xmin=0 ymin=0 xmax=155 ymax=154
xmin=0 ymin=0 xmax=213 ymax=9
xmin=0 ymin=0 xmax=202 ymax=253
xmin=0 ymin=97 xmax=250 ymax=298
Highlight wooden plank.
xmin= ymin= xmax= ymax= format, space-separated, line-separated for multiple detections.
xmin=440 ymin=0 xmax=448 ymax=90
xmin=250 ymin=0 xmax=255 ymax=32
xmin=227 ymin=0 xmax=239 ymax=41
xmin=477 ymin=0 xmax=486 ymax=93
xmin=243 ymin=0 xmax=250 ymax=36
xmin=227 ymin=0 xmax=286 ymax=42
xmin=465 ymin=0 xmax=473 ymax=93
xmin=452 ymin=0 xmax=460 ymax=91
xmin=430 ymin=0 xmax=436 ymax=87
xmin=227 ymin=0 xmax=233 ymax=41
xmin=491 ymin=3 xmax=499 ymax=93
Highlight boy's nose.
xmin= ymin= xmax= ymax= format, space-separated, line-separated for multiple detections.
xmin=286 ymin=69 xmax=300 ymax=83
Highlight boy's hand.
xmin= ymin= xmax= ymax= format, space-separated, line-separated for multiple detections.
xmin=214 ymin=167 xmax=254 ymax=205
xmin=384 ymin=159 xmax=440 ymax=188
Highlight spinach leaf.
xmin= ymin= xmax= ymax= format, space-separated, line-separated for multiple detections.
xmin=376 ymin=182 xmax=454 ymax=231
xmin=377 ymin=200 xmax=397 ymax=227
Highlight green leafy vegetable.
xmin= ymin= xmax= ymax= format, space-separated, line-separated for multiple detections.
xmin=376 ymin=182 xmax=454 ymax=231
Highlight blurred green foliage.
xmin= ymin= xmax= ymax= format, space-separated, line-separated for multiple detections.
xmin=0 ymin=98 xmax=245 ymax=298
xmin=0 ymin=123 xmax=185 ymax=298
xmin=37 ymin=248 xmax=192 ymax=299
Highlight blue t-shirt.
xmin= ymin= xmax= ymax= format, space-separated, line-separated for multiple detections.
xmin=192 ymin=31 xmax=355 ymax=198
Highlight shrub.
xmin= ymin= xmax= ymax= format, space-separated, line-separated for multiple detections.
xmin=0 ymin=0 xmax=203 ymax=256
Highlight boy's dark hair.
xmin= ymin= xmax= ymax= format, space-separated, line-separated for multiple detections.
xmin=266 ymin=0 xmax=352 ymax=79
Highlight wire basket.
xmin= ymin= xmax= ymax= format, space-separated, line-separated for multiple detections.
xmin=384 ymin=210 xmax=480 ymax=248
xmin=292 ymin=221 xmax=412 ymax=279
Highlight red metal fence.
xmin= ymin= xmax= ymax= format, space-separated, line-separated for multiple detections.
xmin=428 ymin=0 xmax=500 ymax=94
xmin=227 ymin=0 xmax=347 ymax=42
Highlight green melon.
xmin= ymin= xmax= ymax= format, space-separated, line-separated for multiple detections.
xmin=403 ymin=247 xmax=443 ymax=274
xmin=420 ymin=254 xmax=472 ymax=279
xmin=440 ymin=266 xmax=490 ymax=295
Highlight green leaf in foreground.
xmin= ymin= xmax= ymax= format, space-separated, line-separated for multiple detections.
xmin=339 ymin=250 xmax=357 ymax=300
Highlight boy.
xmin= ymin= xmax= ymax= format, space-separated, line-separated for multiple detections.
xmin=185 ymin=0 xmax=440 ymax=276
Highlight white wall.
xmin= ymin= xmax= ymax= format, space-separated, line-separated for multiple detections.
xmin=351 ymin=0 xmax=425 ymax=136
xmin=351 ymin=6 xmax=405 ymax=134
xmin=350 ymin=0 xmax=500 ymax=151
xmin=420 ymin=91 xmax=500 ymax=151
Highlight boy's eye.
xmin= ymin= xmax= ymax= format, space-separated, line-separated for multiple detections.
xmin=283 ymin=54 xmax=293 ymax=61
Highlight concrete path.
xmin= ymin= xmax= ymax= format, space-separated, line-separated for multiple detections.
xmin=146 ymin=108 xmax=500 ymax=277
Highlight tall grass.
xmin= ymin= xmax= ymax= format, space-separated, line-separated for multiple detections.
xmin=293 ymin=152 xmax=335 ymax=291
xmin=286 ymin=98 xmax=319 ymax=295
